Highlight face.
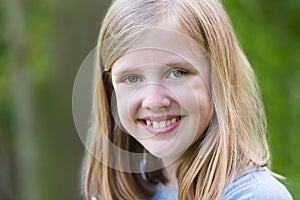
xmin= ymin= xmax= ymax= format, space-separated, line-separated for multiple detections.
xmin=111 ymin=27 xmax=212 ymax=163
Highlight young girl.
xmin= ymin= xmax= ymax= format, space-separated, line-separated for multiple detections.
xmin=82 ymin=0 xmax=293 ymax=199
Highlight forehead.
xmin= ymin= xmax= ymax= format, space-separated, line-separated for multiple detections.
xmin=111 ymin=27 xmax=209 ymax=73
xmin=129 ymin=27 xmax=206 ymax=61
xmin=113 ymin=49 xmax=189 ymax=70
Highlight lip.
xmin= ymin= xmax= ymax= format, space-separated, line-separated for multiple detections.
xmin=138 ymin=115 xmax=183 ymax=135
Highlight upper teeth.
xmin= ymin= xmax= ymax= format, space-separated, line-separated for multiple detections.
xmin=145 ymin=117 xmax=179 ymax=129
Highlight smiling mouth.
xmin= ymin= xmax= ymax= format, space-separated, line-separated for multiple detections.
xmin=139 ymin=116 xmax=182 ymax=129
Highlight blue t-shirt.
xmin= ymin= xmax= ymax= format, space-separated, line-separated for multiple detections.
xmin=151 ymin=167 xmax=293 ymax=200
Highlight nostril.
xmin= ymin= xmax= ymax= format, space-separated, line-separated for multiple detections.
xmin=142 ymin=98 xmax=171 ymax=110
xmin=141 ymin=85 xmax=171 ymax=109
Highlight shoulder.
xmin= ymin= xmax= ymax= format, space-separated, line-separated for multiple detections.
xmin=151 ymin=183 xmax=178 ymax=200
xmin=222 ymin=167 xmax=293 ymax=200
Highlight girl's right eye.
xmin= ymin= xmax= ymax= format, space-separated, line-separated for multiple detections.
xmin=122 ymin=75 xmax=141 ymax=83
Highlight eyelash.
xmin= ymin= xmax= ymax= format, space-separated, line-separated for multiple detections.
xmin=120 ymin=68 xmax=188 ymax=84
xmin=122 ymin=75 xmax=142 ymax=83
xmin=167 ymin=69 xmax=187 ymax=79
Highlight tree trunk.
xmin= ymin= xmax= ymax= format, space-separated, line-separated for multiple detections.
xmin=4 ymin=0 xmax=39 ymax=199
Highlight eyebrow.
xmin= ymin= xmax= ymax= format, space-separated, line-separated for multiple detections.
xmin=167 ymin=62 xmax=194 ymax=69
xmin=166 ymin=61 xmax=198 ymax=74
xmin=112 ymin=61 xmax=198 ymax=81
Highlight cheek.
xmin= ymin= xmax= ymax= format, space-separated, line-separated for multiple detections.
xmin=171 ymin=80 xmax=210 ymax=111
xmin=195 ymin=89 xmax=212 ymax=132
xmin=198 ymin=93 xmax=212 ymax=129
xmin=180 ymin=79 xmax=212 ymax=130
xmin=115 ymin=90 xmax=129 ymax=118
xmin=113 ymin=87 xmax=139 ymax=129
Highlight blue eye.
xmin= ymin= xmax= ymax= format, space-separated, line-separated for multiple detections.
xmin=123 ymin=75 xmax=141 ymax=83
xmin=168 ymin=69 xmax=186 ymax=79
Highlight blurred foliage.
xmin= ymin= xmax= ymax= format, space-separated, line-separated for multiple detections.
xmin=0 ymin=0 xmax=299 ymax=199
xmin=0 ymin=0 xmax=110 ymax=199
xmin=223 ymin=0 xmax=300 ymax=198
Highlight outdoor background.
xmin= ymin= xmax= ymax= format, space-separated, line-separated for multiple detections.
xmin=0 ymin=0 xmax=299 ymax=199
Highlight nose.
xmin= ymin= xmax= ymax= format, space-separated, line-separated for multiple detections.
xmin=141 ymin=84 xmax=171 ymax=110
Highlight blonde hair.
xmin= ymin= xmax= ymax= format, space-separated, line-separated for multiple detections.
xmin=83 ymin=0 xmax=270 ymax=199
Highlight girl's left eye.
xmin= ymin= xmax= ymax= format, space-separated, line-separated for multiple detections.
xmin=168 ymin=69 xmax=186 ymax=79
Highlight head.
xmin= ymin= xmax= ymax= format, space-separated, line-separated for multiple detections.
xmin=83 ymin=0 xmax=269 ymax=199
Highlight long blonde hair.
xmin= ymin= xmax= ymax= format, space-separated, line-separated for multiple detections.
xmin=83 ymin=0 xmax=269 ymax=199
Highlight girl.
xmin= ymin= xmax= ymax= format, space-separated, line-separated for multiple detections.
xmin=82 ymin=0 xmax=293 ymax=199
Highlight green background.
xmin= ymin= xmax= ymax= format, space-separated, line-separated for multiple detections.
xmin=0 ymin=0 xmax=299 ymax=199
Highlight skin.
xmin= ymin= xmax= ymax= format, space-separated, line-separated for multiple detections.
xmin=111 ymin=26 xmax=212 ymax=187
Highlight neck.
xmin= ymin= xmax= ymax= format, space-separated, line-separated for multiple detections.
xmin=163 ymin=161 xmax=178 ymax=188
